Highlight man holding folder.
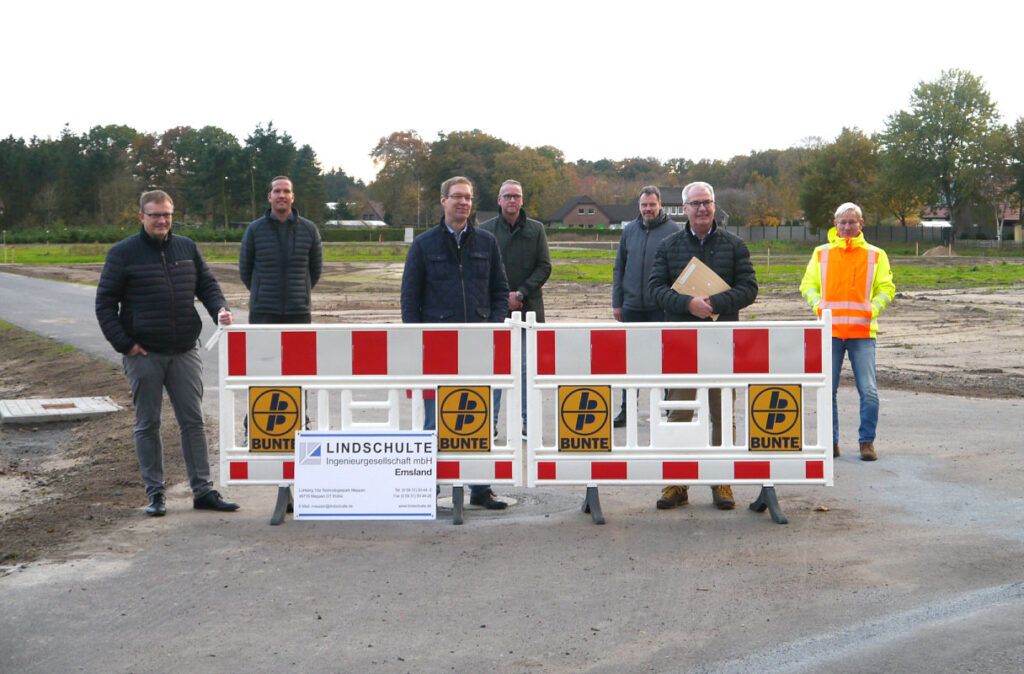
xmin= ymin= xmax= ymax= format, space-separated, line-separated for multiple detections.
xmin=648 ymin=182 xmax=759 ymax=511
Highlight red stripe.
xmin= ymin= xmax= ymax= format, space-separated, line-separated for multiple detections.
xmin=352 ymin=331 xmax=387 ymax=375
xmin=733 ymin=328 xmax=770 ymax=373
xmin=804 ymin=328 xmax=822 ymax=373
xmin=283 ymin=461 xmax=295 ymax=480
xmin=591 ymin=329 xmax=627 ymax=374
xmin=281 ymin=331 xmax=317 ymax=375
xmin=662 ymin=461 xmax=699 ymax=480
xmin=423 ymin=331 xmax=459 ymax=375
xmin=228 ymin=331 xmax=246 ymax=376
xmin=662 ymin=329 xmax=698 ymax=373
xmin=493 ymin=330 xmax=511 ymax=375
xmin=494 ymin=461 xmax=513 ymax=480
xmin=806 ymin=461 xmax=824 ymax=479
xmin=592 ymin=461 xmax=628 ymax=480
xmin=229 ymin=461 xmax=248 ymax=480
xmin=735 ymin=461 xmax=771 ymax=480
xmin=437 ymin=461 xmax=460 ymax=479
xmin=537 ymin=330 xmax=556 ymax=375
xmin=537 ymin=462 xmax=556 ymax=480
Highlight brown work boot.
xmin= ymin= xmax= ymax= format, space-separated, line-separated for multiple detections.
xmin=711 ymin=485 xmax=735 ymax=510
xmin=656 ymin=485 xmax=689 ymax=509
xmin=859 ymin=441 xmax=877 ymax=461
xmin=833 ymin=443 xmax=840 ymax=457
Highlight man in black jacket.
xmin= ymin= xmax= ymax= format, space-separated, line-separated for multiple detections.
xmin=612 ymin=186 xmax=680 ymax=426
xmin=95 ymin=190 xmax=239 ymax=516
xmin=400 ymin=176 xmax=510 ymax=509
xmin=648 ymin=182 xmax=758 ymax=511
xmin=478 ymin=179 xmax=551 ymax=438
xmin=239 ymin=176 xmax=323 ymax=324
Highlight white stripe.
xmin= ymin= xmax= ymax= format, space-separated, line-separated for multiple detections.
xmin=555 ymin=329 xmax=590 ymax=375
xmin=554 ymin=460 xmax=591 ymax=481
xmin=460 ymin=329 xmax=493 ymax=375
xmin=247 ymin=330 xmax=282 ymax=377
xmin=459 ymin=460 xmax=500 ymax=482
xmin=698 ymin=328 xmax=733 ymax=374
xmin=770 ymin=460 xmax=806 ymax=481
xmin=697 ymin=460 xmax=733 ymax=481
xmin=387 ymin=329 xmax=422 ymax=375
xmin=627 ymin=460 xmax=662 ymax=481
xmin=769 ymin=327 xmax=804 ymax=374
xmin=246 ymin=460 xmax=289 ymax=481
xmin=317 ymin=329 xmax=351 ymax=376
xmin=627 ymin=327 xmax=663 ymax=375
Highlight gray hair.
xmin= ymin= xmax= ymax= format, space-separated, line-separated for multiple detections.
xmin=682 ymin=181 xmax=715 ymax=203
xmin=834 ymin=202 xmax=863 ymax=219
xmin=498 ymin=179 xmax=522 ymax=196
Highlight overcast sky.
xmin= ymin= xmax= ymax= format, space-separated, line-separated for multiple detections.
xmin=5 ymin=0 xmax=1023 ymax=184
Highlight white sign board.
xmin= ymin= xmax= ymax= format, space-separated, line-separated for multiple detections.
xmin=294 ymin=431 xmax=436 ymax=520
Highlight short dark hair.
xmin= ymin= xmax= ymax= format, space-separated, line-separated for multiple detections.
xmin=139 ymin=190 xmax=173 ymax=212
xmin=639 ymin=185 xmax=661 ymax=201
xmin=269 ymin=176 xmax=293 ymax=191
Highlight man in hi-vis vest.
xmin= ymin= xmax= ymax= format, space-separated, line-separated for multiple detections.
xmin=800 ymin=202 xmax=895 ymax=461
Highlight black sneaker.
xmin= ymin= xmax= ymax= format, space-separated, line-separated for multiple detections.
xmin=613 ymin=410 xmax=627 ymax=427
xmin=193 ymin=490 xmax=239 ymax=512
xmin=468 ymin=489 xmax=508 ymax=510
xmin=146 ymin=493 xmax=166 ymax=517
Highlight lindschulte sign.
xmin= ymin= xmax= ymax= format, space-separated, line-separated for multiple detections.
xmin=293 ymin=431 xmax=437 ymax=520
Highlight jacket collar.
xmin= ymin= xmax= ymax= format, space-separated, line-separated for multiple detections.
xmin=685 ymin=219 xmax=719 ymax=242
xmin=640 ymin=209 xmax=672 ymax=231
xmin=138 ymin=224 xmax=171 ymax=248
xmin=266 ymin=207 xmax=298 ymax=224
xmin=827 ymin=226 xmax=867 ymax=249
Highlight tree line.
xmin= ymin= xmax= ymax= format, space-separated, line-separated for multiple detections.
xmin=2 ymin=70 xmax=1022 ymax=238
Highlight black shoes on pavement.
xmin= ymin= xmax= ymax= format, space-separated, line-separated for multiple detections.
xmin=469 ymin=489 xmax=508 ymax=510
xmin=613 ymin=410 xmax=626 ymax=427
xmin=146 ymin=493 xmax=166 ymax=516
xmin=194 ymin=490 xmax=240 ymax=512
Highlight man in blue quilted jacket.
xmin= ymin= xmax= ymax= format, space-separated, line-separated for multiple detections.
xmin=401 ymin=176 xmax=510 ymax=509
xmin=96 ymin=190 xmax=239 ymax=517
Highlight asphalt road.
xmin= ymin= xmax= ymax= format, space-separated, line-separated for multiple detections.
xmin=2 ymin=271 xmax=1023 ymax=673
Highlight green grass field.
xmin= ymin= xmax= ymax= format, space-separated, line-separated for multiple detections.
xmin=4 ymin=242 xmax=1023 ymax=289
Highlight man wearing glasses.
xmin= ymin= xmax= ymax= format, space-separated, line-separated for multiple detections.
xmin=479 ymin=179 xmax=552 ymax=439
xmin=400 ymin=176 xmax=510 ymax=509
xmin=96 ymin=190 xmax=239 ymax=517
xmin=648 ymin=181 xmax=758 ymax=511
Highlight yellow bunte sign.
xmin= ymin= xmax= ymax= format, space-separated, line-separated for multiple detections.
xmin=748 ymin=385 xmax=802 ymax=451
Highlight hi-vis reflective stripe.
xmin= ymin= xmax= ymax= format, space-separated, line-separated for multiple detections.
xmin=864 ymin=250 xmax=877 ymax=301
xmin=819 ymin=300 xmax=872 ymax=311
xmin=832 ymin=316 xmax=872 ymax=325
xmin=227 ymin=328 xmax=511 ymax=377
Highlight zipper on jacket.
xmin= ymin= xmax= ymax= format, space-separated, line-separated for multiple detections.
xmin=160 ymin=248 xmax=176 ymax=335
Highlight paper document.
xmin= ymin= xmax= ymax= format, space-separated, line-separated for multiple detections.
xmin=671 ymin=257 xmax=730 ymax=321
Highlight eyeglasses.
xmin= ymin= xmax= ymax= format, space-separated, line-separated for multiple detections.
xmin=499 ymin=194 xmax=523 ymax=200
xmin=686 ymin=200 xmax=714 ymax=209
xmin=143 ymin=212 xmax=173 ymax=220
xmin=445 ymin=193 xmax=473 ymax=201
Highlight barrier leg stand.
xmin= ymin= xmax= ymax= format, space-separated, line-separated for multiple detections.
xmin=581 ymin=486 xmax=605 ymax=525
xmin=452 ymin=485 xmax=465 ymax=526
xmin=750 ymin=485 xmax=788 ymax=524
xmin=270 ymin=484 xmax=293 ymax=526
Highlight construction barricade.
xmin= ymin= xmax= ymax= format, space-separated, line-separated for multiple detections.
xmin=215 ymin=322 xmax=521 ymax=524
xmin=520 ymin=312 xmax=833 ymax=524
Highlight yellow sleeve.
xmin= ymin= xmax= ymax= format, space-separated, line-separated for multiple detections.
xmin=799 ymin=249 xmax=823 ymax=315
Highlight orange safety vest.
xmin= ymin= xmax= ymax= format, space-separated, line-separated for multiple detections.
xmin=816 ymin=245 xmax=877 ymax=339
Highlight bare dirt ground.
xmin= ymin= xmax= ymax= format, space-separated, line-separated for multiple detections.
xmin=2 ymin=259 xmax=1023 ymax=565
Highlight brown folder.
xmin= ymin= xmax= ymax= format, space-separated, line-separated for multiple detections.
xmin=671 ymin=257 xmax=730 ymax=321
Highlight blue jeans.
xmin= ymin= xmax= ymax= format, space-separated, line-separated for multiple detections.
xmin=423 ymin=398 xmax=490 ymax=498
xmin=493 ymin=330 xmax=527 ymax=429
xmin=832 ymin=337 xmax=878 ymax=444
xmin=618 ymin=308 xmax=665 ymax=416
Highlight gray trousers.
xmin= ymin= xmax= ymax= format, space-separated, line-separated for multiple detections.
xmin=123 ymin=348 xmax=213 ymax=498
